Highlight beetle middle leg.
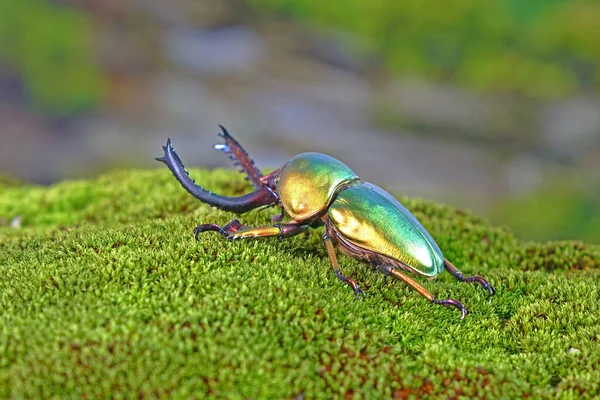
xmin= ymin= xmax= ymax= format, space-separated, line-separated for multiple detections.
xmin=444 ymin=259 xmax=496 ymax=296
xmin=322 ymin=233 xmax=366 ymax=299
xmin=195 ymin=220 xmax=308 ymax=240
xmin=377 ymin=265 xmax=468 ymax=319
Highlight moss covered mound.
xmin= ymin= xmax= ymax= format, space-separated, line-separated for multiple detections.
xmin=1 ymin=169 xmax=599 ymax=398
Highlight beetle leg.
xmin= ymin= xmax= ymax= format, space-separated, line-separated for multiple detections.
xmin=444 ymin=259 xmax=496 ymax=296
xmin=214 ymin=125 xmax=264 ymax=188
xmin=322 ymin=233 xmax=366 ymax=299
xmin=194 ymin=220 xmax=308 ymax=240
xmin=156 ymin=139 xmax=278 ymax=213
xmin=270 ymin=206 xmax=285 ymax=223
xmin=377 ymin=265 xmax=468 ymax=319
xmin=193 ymin=219 xmax=243 ymax=238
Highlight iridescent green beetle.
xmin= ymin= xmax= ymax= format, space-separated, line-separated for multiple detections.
xmin=157 ymin=126 xmax=495 ymax=319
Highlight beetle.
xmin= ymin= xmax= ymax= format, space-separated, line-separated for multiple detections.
xmin=156 ymin=126 xmax=495 ymax=319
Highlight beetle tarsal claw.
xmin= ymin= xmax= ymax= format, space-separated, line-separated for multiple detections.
xmin=466 ymin=276 xmax=496 ymax=296
xmin=193 ymin=219 xmax=246 ymax=241
xmin=432 ymin=298 xmax=469 ymax=320
xmin=194 ymin=224 xmax=227 ymax=240
xmin=442 ymin=259 xmax=496 ymax=297
xmin=354 ymin=286 xmax=366 ymax=299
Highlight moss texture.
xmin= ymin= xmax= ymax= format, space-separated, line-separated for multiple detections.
xmin=1 ymin=169 xmax=599 ymax=399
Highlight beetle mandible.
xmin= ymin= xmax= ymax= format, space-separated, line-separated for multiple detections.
xmin=156 ymin=126 xmax=495 ymax=319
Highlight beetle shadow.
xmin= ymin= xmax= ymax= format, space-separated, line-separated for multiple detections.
xmin=275 ymin=241 xmax=324 ymax=260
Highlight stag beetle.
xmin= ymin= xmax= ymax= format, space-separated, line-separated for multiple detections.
xmin=156 ymin=126 xmax=495 ymax=319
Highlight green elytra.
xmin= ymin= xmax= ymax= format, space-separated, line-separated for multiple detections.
xmin=157 ymin=126 xmax=495 ymax=319
xmin=328 ymin=182 xmax=445 ymax=277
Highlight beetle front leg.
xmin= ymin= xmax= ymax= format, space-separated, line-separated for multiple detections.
xmin=377 ymin=265 xmax=468 ymax=319
xmin=444 ymin=259 xmax=496 ymax=296
xmin=322 ymin=233 xmax=366 ymax=299
xmin=195 ymin=220 xmax=308 ymax=240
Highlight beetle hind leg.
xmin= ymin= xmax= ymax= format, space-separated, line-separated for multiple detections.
xmin=444 ymin=259 xmax=496 ymax=296
xmin=322 ymin=233 xmax=366 ymax=299
xmin=377 ymin=265 xmax=468 ymax=319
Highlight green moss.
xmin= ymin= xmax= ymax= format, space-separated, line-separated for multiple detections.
xmin=0 ymin=0 xmax=106 ymax=115
xmin=1 ymin=169 xmax=599 ymax=398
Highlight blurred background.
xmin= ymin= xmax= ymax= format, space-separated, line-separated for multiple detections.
xmin=0 ymin=0 xmax=599 ymax=243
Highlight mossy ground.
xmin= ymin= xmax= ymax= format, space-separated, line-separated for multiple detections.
xmin=1 ymin=169 xmax=599 ymax=399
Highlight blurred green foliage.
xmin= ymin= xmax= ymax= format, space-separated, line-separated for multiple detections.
xmin=2 ymin=0 xmax=597 ymax=114
xmin=492 ymin=177 xmax=600 ymax=244
xmin=0 ymin=0 xmax=106 ymax=115
xmin=252 ymin=0 xmax=600 ymax=98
